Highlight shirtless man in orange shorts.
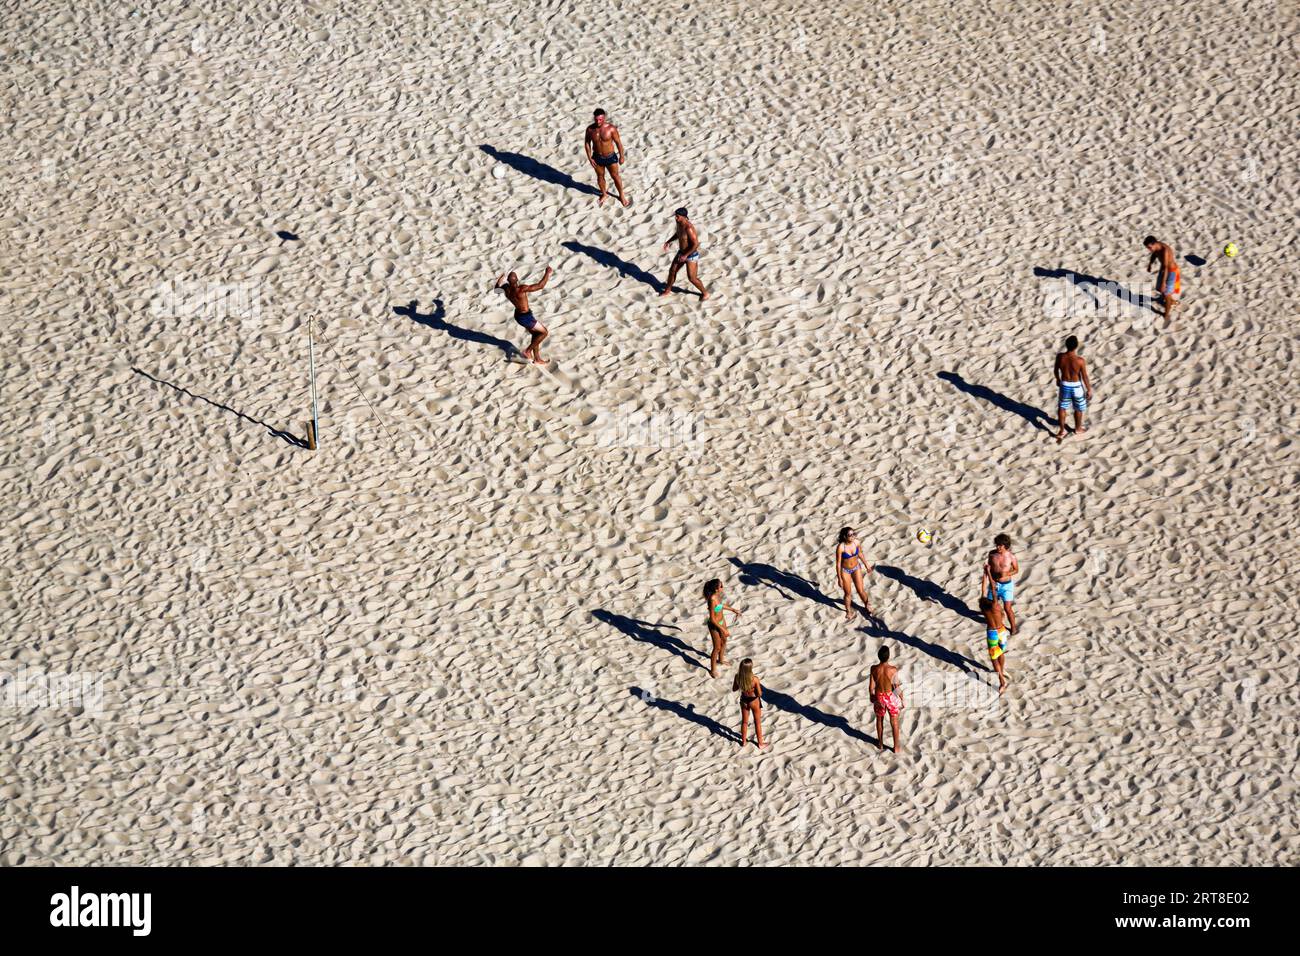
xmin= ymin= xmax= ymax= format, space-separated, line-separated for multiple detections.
xmin=1144 ymin=235 xmax=1180 ymax=321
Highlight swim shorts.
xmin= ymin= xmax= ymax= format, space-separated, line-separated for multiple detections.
xmin=988 ymin=580 xmax=1015 ymax=604
xmin=986 ymin=628 xmax=1008 ymax=661
xmin=514 ymin=310 xmax=537 ymax=330
xmin=595 ymin=152 xmax=620 ymax=167
xmin=1161 ymin=268 xmax=1181 ymax=297
xmin=872 ymin=691 xmax=903 ymax=718
xmin=1058 ymin=382 xmax=1088 ymax=412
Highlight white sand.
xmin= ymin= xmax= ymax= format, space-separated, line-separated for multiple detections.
xmin=2 ymin=0 xmax=1298 ymax=865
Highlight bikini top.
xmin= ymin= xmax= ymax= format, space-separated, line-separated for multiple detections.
xmin=841 ymin=545 xmax=860 ymax=562
xmin=712 ymin=602 xmax=725 ymax=614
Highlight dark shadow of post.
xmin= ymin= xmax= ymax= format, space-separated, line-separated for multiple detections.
xmin=394 ymin=298 xmax=518 ymax=360
xmin=479 ymin=145 xmax=599 ymax=196
xmin=760 ymin=686 xmax=878 ymax=746
xmin=629 ymin=687 xmax=738 ymax=742
xmin=131 ymin=368 xmax=309 ymax=447
xmin=561 ymin=240 xmax=663 ymax=293
xmin=593 ymin=610 xmax=706 ymax=671
xmin=728 ymin=557 xmax=840 ymax=610
xmin=938 ymin=371 xmax=1054 ymax=434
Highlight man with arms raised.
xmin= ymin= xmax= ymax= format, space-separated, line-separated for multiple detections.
xmin=494 ymin=266 xmax=553 ymax=365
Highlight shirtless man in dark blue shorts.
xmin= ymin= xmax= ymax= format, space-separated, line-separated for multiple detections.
xmin=584 ymin=109 xmax=629 ymax=207
xmin=494 ymin=266 xmax=552 ymax=364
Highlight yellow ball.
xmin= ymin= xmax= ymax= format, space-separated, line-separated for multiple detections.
xmin=1224 ymin=243 xmax=1239 ymax=258
xmin=916 ymin=528 xmax=933 ymax=545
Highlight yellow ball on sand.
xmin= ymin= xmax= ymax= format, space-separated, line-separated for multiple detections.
xmin=1224 ymin=242 xmax=1239 ymax=258
xmin=917 ymin=528 xmax=933 ymax=545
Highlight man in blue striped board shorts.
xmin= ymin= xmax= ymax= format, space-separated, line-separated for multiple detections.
xmin=1054 ymin=335 xmax=1092 ymax=442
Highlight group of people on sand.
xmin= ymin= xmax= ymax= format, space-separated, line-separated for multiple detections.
xmin=490 ymin=120 xmax=1184 ymax=750
xmin=697 ymin=530 xmax=1024 ymax=753
xmin=493 ymin=109 xmax=708 ymax=365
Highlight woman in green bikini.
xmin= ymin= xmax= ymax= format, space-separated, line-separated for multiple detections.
xmin=703 ymin=578 xmax=741 ymax=679
xmin=834 ymin=526 xmax=875 ymax=621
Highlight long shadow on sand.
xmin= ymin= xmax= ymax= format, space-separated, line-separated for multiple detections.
xmin=938 ymin=371 xmax=1054 ymax=434
xmin=593 ymin=610 xmax=706 ymax=671
xmin=479 ymin=145 xmax=599 ymax=197
xmin=394 ymin=298 xmax=517 ymax=360
xmin=728 ymin=557 xmax=840 ymax=610
xmin=629 ymin=687 xmax=738 ymax=742
xmin=1033 ymin=266 xmax=1156 ymax=313
xmin=874 ymin=564 xmax=983 ymax=624
xmin=131 ymin=368 xmax=309 ymax=447
xmin=561 ymin=240 xmax=662 ymax=292
xmin=858 ymin=617 xmax=989 ymax=676
xmin=761 ymin=686 xmax=878 ymax=746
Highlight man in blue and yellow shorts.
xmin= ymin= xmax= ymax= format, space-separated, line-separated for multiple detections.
xmin=979 ymin=594 xmax=1009 ymax=695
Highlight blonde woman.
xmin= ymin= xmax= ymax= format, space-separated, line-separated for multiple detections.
xmin=703 ymin=578 xmax=741 ymax=679
xmin=732 ymin=658 xmax=768 ymax=749
xmin=834 ymin=526 xmax=875 ymax=621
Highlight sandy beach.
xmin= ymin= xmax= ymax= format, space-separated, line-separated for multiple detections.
xmin=2 ymin=0 xmax=1298 ymax=865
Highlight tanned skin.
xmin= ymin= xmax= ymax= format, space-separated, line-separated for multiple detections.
xmin=660 ymin=211 xmax=708 ymax=299
xmin=494 ymin=267 xmax=553 ymax=364
xmin=584 ymin=110 xmax=629 ymax=207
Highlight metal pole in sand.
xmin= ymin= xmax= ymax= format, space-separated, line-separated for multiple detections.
xmin=306 ymin=314 xmax=319 ymax=450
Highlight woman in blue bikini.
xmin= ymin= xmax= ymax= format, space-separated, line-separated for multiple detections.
xmin=703 ymin=578 xmax=741 ymax=679
xmin=834 ymin=526 xmax=875 ymax=621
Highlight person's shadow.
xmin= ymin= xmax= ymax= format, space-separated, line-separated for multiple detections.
xmin=592 ymin=610 xmax=706 ymax=671
xmin=728 ymin=557 xmax=840 ymax=610
xmin=561 ymin=240 xmax=662 ymax=292
xmin=938 ymin=371 xmax=1053 ymax=434
xmin=480 ymin=145 xmax=599 ymax=196
xmin=131 ymin=368 xmax=310 ymax=447
xmin=629 ymin=687 xmax=738 ymax=742
xmin=858 ymin=617 xmax=989 ymax=675
xmin=761 ymin=686 xmax=878 ymax=746
xmin=394 ymin=298 xmax=518 ymax=360
xmin=874 ymin=564 xmax=983 ymax=624
xmin=1034 ymin=266 xmax=1154 ymax=313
